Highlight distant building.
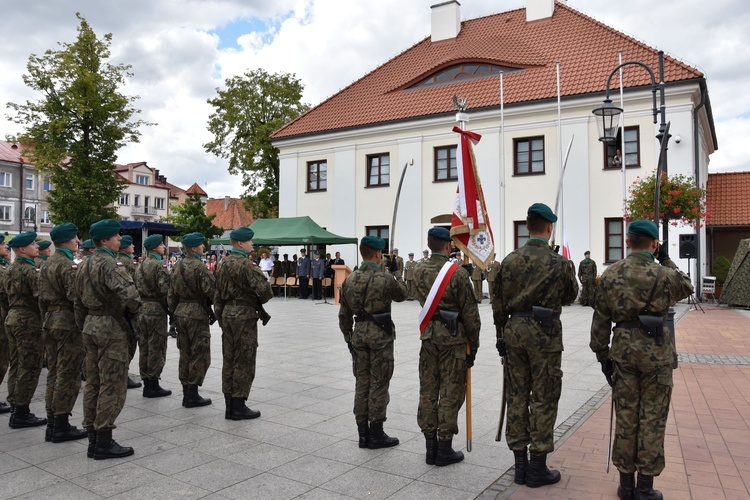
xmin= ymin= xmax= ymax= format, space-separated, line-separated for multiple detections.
xmin=706 ymin=172 xmax=750 ymax=270
xmin=114 ymin=162 xmax=171 ymax=221
xmin=206 ymin=196 xmax=254 ymax=239
xmin=0 ymin=140 xmax=51 ymax=239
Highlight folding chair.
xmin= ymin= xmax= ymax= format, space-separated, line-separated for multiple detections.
xmin=701 ymin=276 xmax=717 ymax=304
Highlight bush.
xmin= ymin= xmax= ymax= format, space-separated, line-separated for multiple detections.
xmin=713 ymin=256 xmax=731 ymax=284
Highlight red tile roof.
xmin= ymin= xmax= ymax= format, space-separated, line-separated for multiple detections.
xmin=206 ymin=198 xmax=254 ymax=230
xmin=272 ymin=3 xmax=702 ymax=140
xmin=706 ymin=172 xmax=750 ymax=226
xmin=0 ymin=140 xmax=30 ymax=163
xmin=186 ymin=182 xmax=208 ymax=196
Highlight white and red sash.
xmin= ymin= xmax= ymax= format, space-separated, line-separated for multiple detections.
xmin=418 ymin=261 xmax=459 ymax=333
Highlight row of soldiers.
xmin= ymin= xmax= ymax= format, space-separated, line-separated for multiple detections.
xmin=0 ymin=221 xmax=272 ymax=460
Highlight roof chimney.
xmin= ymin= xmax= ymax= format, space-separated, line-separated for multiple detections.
xmin=224 ymin=196 xmax=230 ymax=210
xmin=431 ymin=1 xmax=461 ymax=42
xmin=526 ymin=0 xmax=555 ymax=22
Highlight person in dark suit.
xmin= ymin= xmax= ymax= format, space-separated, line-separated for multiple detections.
xmin=297 ymin=249 xmax=310 ymax=299
xmin=311 ymin=250 xmax=325 ymax=299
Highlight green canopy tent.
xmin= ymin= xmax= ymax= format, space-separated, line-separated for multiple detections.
xmin=211 ymin=216 xmax=358 ymax=246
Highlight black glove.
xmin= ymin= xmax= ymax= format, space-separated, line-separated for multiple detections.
xmin=496 ymin=338 xmax=507 ymax=358
xmin=466 ymin=349 xmax=477 ymax=368
xmin=655 ymin=242 xmax=669 ymax=263
xmin=346 ymin=341 xmax=354 ymax=356
xmin=601 ymin=359 xmax=614 ymax=387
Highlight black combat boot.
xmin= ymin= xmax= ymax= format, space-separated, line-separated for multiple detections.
xmin=127 ymin=376 xmax=141 ymax=389
xmin=513 ymin=448 xmax=529 ymax=485
xmin=45 ymin=411 xmax=54 ymax=442
xmin=7 ymin=404 xmax=15 ymax=426
xmin=0 ymin=401 xmax=10 ymax=414
xmin=142 ymin=378 xmax=151 ymax=397
xmin=526 ymin=453 xmax=561 ymax=488
xmin=435 ymin=438 xmax=464 ymax=466
xmin=93 ymin=429 xmax=134 ymax=460
xmin=230 ymin=398 xmax=260 ymax=420
xmin=367 ymin=421 xmax=399 ymax=449
xmin=181 ymin=385 xmax=188 ymax=406
xmin=184 ymin=386 xmax=211 ymax=408
xmin=357 ymin=421 xmax=369 ymax=449
xmin=144 ymin=378 xmax=172 ymax=398
xmin=9 ymin=405 xmax=47 ymax=429
xmin=224 ymin=394 xmax=232 ymax=419
xmin=86 ymin=428 xmax=96 ymax=458
xmin=635 ymin=473 xmax=663 ymax=500
xmin=51 ymin=414 xmax=87 ymax=443
xmin=425 ymin=432 xmax=438 ymax=465
xmin=618 ymin=471 xmax=635 ymax=499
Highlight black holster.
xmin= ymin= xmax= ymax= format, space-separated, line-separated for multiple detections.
xmin=371 ymin=312 xmax=393 ymax=336
xmin=437 ymin=309 xmax=460 ymax=337
xmin=124 ymin=309 xmax=140 ymax=342
xmin=637 ymin=313 xmax=665 ymax=346
xmin=532 ymin=305 xmax=554 ymax=335
xmin=258 ymin=304 xmax=271 ymax=326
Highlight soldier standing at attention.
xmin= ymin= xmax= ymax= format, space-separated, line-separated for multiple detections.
xmin=413 ymin=227 xmax=480 ymax=466
xmin=485 ymin=253 xmax=501 ymax=301
xmin=168 ymin=232 xmax=215 ymax=408
xmin=39 ymin=223 xmax=87 ymax=443
xmin=578 ymin=250 xmax=598 ymax=307
xmin=590 ymin=220 xmax=692 ymax=500
xmin=117 ymin=235 xmax=141 ymax=390
xmin=421 ymin=249 xmax=429 ymax=262
xmin=471 ymin=263 xmax=484 ymax=304
xmin=491 ymin=203 xmax=578 ymax=487
xmin=214 ymin=227 xmax=272 ymax=420
xmin=0 ymin=235 xmax=12 ymax=414
xmin=35 ymin=240 xmax=53 ymax=267
xmin=135 ymin=234 xmax=172 ymax=398
xmin=5 ymin=232 xmax=46 ymax=429
xmin=391 ymin=249 xmax=404 ymax=281
xmin=75 ymin=219 xmax=141 ymax=459
xmin=81 ymin=239 xmax=96 ymax=259
xmin=339 ymin=236 xmax=407 ymax=449
xmin=404 ymin=253 xmax=417 ymax=300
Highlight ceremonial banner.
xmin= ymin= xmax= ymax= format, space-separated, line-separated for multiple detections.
xmin=450 ymin=126 xmax=494 ymax=270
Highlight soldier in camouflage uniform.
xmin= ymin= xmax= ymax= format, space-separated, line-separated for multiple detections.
xmin=117 ymin=235 xmax=141 ymax=390
xmin=413 ymin=227 xmax=481 ymax=466
xmin=81 ymin=239 xmax=95 ymax=259
xmin=485 ymin=254 xmax=500 ymax=301
xmin=578 ymin=250 xmax=598 ymax=307
xmin=35 ymin=240 xmax=52 ymax=268
xmin=75 ymin=219 xmax=141 ymax=459
xmin=5 ymin=232 xmax=47 ymax=429
xmin=39 ymin=223 xmax=87 ymax=443
xmin=491 ymin=203 xmax=578 ymax=487
xmin=0 ymin=235 xmax=11 ymax=414
xmin=471 ymin=263 xmax=484 ymax=303
xmin=168 ymin=232 xmax=215 ymax=408
xmin=404 ymin=253 xmax=416 ymax=300
xmin=134 ymin=234 xmax=172 ymax=398
xmin=590 ymin=220 xmax=693 ymax=500
xmin=214 ymin=227 xmax=273 ymax=420
xmin=339 ymin=236 xmax=407 ymax=449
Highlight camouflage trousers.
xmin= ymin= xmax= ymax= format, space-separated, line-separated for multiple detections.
xmin=350 ymin=327 xmax=394 ymax=424
xmin=406 ymin=280 xmax=415 ymax=300
xmin=417 ymin=340 xmax=467 ymax=440
xmin=176 ymin=315 xmax=211 ymax=386
xmin=472 ymin=279 xmax=483 ymax=302
xmin=613 ymin=361 xmax=673 ymax=476
xmin=82 ymin=333 xmax=128 ymax=431
xmin=0 ymin=323 xmax=8 ymax=387
xmin=129 ymin=333 xmax=138 ymax=363
xmin=137 ymin=314 xmax=168 ymax=379
xmin=221 ymin=318 xmax=258 ymax=399
xmin=580 ymin=279 xmax=596 ymax=305
xmin=504 ymin=347 xmax=562 ymax=454
xmin=44 ymin=327 xmax=84 ymax=415
xmin=4 ymin=310 xmax=43 ymax=406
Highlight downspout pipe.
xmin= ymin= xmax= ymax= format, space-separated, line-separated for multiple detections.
xmin=693 ymin=80 xmax=707 ymax=298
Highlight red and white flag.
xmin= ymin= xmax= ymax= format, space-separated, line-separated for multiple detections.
xmin=450 ymin=126 xmax=494 ymax=270
xmin=561 ymin=230 xmax=571 ymax=260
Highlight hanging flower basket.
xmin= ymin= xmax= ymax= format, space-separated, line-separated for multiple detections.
xmin=625 ymin=171 xmax=709 ymax=228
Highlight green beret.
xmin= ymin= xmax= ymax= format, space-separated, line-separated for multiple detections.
xmin=119 ymin=235 xmax=133 ymax=249
xmin=361 ymin=235 xmax=385 ymax=250
xmin=89 ymin=219 xmax=121 ymax=241
xmin=527 ymin=203 xmax=558 ymax=223
xmin=143 ymin=234 xmax=164 ymax=250
xmin=9 ymin=231 xmax=37 ymax=248
xmin=428 ymin=227 xmax=451 ymax=242
xmin=230 ymin=227 xmax=254 ymax=242
xmin=50 ymin=222 xmax=78 ymax=244
xmin=584 ymin=250 xmax=591 ymax=255
xmin=37 ymin=240 xmax=52 ymax=251
xmin=81 ymin=239 xmax=95 ymax=249
xmin=182 ymin=232 xmax=205 ymax=247
xmin=627 ymin=220 xmax=659 ymax=240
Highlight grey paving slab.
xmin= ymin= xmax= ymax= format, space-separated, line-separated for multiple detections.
xmin=12 ymin=481 xmax=104 ymax=500
xmin=171 ymin=459 xmax=263 ymax=492
xmin=129 ymin=445 xmax=216 ymax=475
xmin=69 ymin=462 xmax=164 ymax=497
xmin=224 ymin=442 xmax=304 ymax=471
xmin=107 ymin=476 xmax=210 ymax=500
xmin=321 ymin=466 xmax=413 ymax=500
xmin=218 ymin=472 xmax=313 ymax=500
xmin=0 ymin=465 xmax=65 ymax=497
xmin=387 ymin=480 xmax=478 ymax=500
xmin=271 ymin=454 xmax=356 ymax=486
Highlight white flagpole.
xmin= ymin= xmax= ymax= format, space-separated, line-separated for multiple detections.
xmin=556 ymin=61 xmax=563 ymax=246
xmin=619 ymin=50 xmax=626 ymax=256
xmin=500 ymin=71 xmax=506 ymax=258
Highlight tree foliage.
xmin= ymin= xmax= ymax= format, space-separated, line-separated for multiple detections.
xmin=163 ymin=193 xmax=223 ymax=243
xmin=625 ymin=170 xmax=709 ymax=228
xmin=6 ymin=13 xmax=151 ymax=237
xmin=204 ymin=69 xmax=309 ymax=219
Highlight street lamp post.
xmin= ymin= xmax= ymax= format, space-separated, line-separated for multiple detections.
xmin=22 ymin=207 xmax=37 ymax=233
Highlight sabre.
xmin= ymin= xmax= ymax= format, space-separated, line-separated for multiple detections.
xmin=389 ymin=161 xmax=410 ymax=253
xmin=495 ymin=356 xmax=507 ymax=441
xmin=606 ymin=392 xmax=614 ymax=473
xmin=466 ymin=343 xmax=473 ymax=452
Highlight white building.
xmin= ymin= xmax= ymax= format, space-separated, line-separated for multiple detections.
xmin=0 ymin=140 xmax=52 ymax=239
xmin=114 ymin=162 xmax=171 ymax=221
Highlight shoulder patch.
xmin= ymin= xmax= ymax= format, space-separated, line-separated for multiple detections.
xmin=116 ymin=262 xmax=124 ymax=267
xmin=72 ymin=264 xmax=78 ymax=269
xmin=35 ymin=268 xmax=40 ymax=272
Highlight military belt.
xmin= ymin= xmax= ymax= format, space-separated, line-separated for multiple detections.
xmin=141 ymin=298 xmax=161 ymax=302
xmin=510 ymin=311 xmax=561 ymax=320
xmin=46 ymin=304 xmax=73 ymax=312
xmin=86 ymin=308 xmax=110 ymax=316
xmin=615 ymin=320 xmax=642 ymax=329
xmin=9 ymin=305 xmax=37 ymax=312
xmin=226 ymin=299 xmax=252 ymax=307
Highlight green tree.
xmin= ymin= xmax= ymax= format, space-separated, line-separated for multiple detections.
xmin=204 ymin=69 xmax=309 ymax=219
xmin=163 ymin=193 xmax=223 ymax=243
xmin=6 ymin=13 xmax=151 ymax=237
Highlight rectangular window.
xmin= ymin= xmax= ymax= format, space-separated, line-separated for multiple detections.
xmin=366 ymin=225 xmax=390 ymax=253
xmin=43 ymin=176 xmax=51 ymax=191
xmin=119 ymin=193 xmax=130 ymax=205
xmin=25 ymin=173 xmax=34 ymax=190
xmin=136 ymin=174 xmax=149 ymax=185
xmin=605 ymin=218 xmax=624 ymax=263
xmin=0 ymin=205 xmax=10 ymax=221
xmin=514 ymin=136 xmax=545 ymax=175
xmin=144 ymin=196 xmax=151 ymax=213
xmin=604 ymin=126 xmax=640 ymax=169
xmin=514 ymin=221 xmax=529 ymax=249
xmin=434 ymin=146 xmax=457 ymax=181
xmin=367 ymin=153 xmax=390 ymax=187
xmin=134 ymin=195 xmax=141 ymax=207
xmin=155 ymin=198 xmax=165 ymax=210
xmin=40 ymin=210 xmax=51 ymax=224
xmin=307 ymin=160 xmax=327 ymax=192
xmin=0 ymin=172 xmax=11 ymax=188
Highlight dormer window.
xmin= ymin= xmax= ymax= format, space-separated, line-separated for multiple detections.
xmin=410 ymin=63 xmax=522 ymax=89
xmin=136 ymin=174 xmax=149 ymax=185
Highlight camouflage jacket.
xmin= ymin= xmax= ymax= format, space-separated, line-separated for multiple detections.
xmin=471 ymin=264 xmax=483 ymax=281
xmin=134 ymin=253 xmax=170 ymax=317
xmin=339 ymin=262 xmax=408 ymax=342
xmin=578 ymin=258 xmax=597 ymax=282
xmin=74 ymin=247 xmax=141 ymax=337
xmin=590 ymin=252 xmax=693 ymax=366
xmin=168 ymin=254 xmax=216 ymax=320
xmin=214 ymin=249 xmax=273 ymax=322
xmin=38 ymin=247 xmax=78 ymax=331
xmin=0 ymin=257 xmax=10 ymax=323
xmin=492 ymin=239 xmax=578 ymax=350
xmin=6 ymin=256 xmax=40 ymax=315
xmin=412 ymin=253 xmax=481 ymax=350
xmin=35 ymin=256 xmax=48 ymax=269
xmin=486 ymin=260 xmax=501 ymax=282
xmin=117 ymin=252 xmax=136 ymax=279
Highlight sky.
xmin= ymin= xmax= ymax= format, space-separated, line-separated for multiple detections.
xmin=1 ymin=0 xmax=748 ymax=199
